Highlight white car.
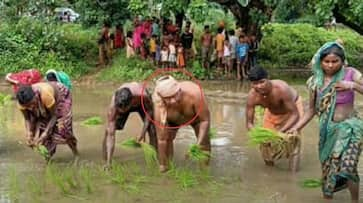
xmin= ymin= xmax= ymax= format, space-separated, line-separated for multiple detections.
xmin=55 ymin=8 xmax=80 ymax=22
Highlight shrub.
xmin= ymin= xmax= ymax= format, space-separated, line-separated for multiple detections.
xmin=259 ymin=23 xmax=363 ymax=69
xmin=0 ymin=17 xmax=98 ymax=78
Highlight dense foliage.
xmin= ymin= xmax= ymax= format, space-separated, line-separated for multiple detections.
xmin=259 ymin=23 xmax=363 ymax=69
xmin=0 ymin=17 xmax=98 ymax=77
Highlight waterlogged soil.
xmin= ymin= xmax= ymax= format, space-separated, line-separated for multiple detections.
xmin=0 ymin=81 xmax=363 ymax=203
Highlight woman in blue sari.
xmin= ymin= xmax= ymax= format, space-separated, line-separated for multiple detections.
xmin=290 ymin=41 xmax=363 ymax=202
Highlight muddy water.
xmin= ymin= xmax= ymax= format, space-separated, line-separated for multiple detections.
xmin=0 ymin=81 xmax=363 ymax=203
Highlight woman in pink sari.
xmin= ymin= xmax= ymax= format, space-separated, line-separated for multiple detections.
xmin=133 ymin=21 xmax=144 ymax=54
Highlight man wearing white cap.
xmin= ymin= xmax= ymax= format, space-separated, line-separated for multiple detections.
xmin=153 ymin=75 xmax=211 ymax=172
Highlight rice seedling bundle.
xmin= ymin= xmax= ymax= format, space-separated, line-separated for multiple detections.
xmin=299 ymin=178 xmax=322 ymax=188
xmin=120 ymin=138 xmax=157 ymax=168
xmin=120 ymin=138 xmax=141 ymax=149
xmin=81 ymin=116 xmax=103 ymax=126
xmin=247 ymin=127 xmax=285 ymax=145
xmin=187 ymin=144 xmax=210 ymax=162
xmin=34 ymin=145 xmax=50 ymax=160
xmin=140 ymin=143 xmax=158 ymax=168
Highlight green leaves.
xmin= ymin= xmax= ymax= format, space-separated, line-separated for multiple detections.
xmin=128 ymin=0 xmax=148 ymax=16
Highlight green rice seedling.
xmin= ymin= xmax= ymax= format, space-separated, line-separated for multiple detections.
xmin=126 ymin=162 xmax=142 ymax=175
xmin=247 ymin=127 xmax=284 ymax=146
xmin=166 ymin=161 xmax=178 ymax=177
xmin=8 ymin=166 xmax=19 ymax=202
xmin=0 ymin=93 xmax=11 ymax=106
xmin=187 ymin=144 xmax=210 ymax=162
xmin=299 ymin=178 xmax=322 ymax=188
xmin=63 ymin=167 xmax=79 ymax=190
xmin=81 ymin=116 xmax=103 ymax=126
xmin=109 ymin=163 xmax=127 ymax=186
xmin=34 ymin=145 xmax=50 ymax=160
xmin=174 ymin=168 xmax=198 ymax=190
xmin=120 ymin=138 xmax=141 ymax=149
xmin=140 ymin=143 xmax=158 ymax=169
xmin=46 ymin=164 xmax=70 ymax=195
xmin=208 ymin=127 xmax=217 ymax=139
xmin=27 ymin=175 xmax=43 ymax=196
xmin=79 ymin=166 xmax=93 ymax=194
xmin=123 ymin=183 xmax=140 ymax=194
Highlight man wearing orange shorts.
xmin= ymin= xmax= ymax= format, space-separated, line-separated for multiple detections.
xmin=245 ymin=66 xmax=304 ymax=172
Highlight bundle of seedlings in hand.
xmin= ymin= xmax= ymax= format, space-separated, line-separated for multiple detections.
xmin=34 ymin=144 xmax=50 ymax=160
xmin=187 ymin=144 xmax=209 ymax=162
xmin=247 ymin=126 xmax=284 ymax=145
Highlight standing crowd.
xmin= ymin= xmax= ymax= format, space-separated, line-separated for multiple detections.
xmin=97 ymin=16 xmax=259 ymax=80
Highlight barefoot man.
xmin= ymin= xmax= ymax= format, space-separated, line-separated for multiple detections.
xmin=152 ymin=75 xmax=211 ymax=172
xmin=245 ymin=66 xmax=304 ymax=172
xmin=103 ymin=82 xmax=157 ymax=168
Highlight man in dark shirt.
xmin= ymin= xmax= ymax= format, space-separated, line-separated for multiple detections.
xmin=180 ymin=26 xmax=194 ymax=62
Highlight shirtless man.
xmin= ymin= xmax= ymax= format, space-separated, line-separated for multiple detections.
xmin=245 ymin=66 xmax=304 ymax=172
xmin=200 ymin=25 xmax=213 ymax=69
xmin=153 ymin=75 xmax=211 ymax=172
xmin=103 ymin=82 xmax=157 ymax=168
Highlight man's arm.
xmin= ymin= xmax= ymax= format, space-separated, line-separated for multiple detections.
xmin=103 ymin=102 xmax=117 ymax=167
xmin=245 ymin=92 xmax=256 ymax=131
xmin=194 ymin=97 xmax=210 ymax=146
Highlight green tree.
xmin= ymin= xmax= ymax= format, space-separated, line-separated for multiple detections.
xmin=74 ymin=0 xmax=130 ymax=27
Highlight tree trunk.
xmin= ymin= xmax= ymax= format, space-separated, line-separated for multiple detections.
xmin=333 ymin=7 xmax=363 ymax=35
xmin=209 ymin=0 xmax=273 ymax=35
xmin=175 ymin=11 xmax=184 ymax=31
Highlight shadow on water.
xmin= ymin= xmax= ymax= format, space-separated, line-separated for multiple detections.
xmin=0 ymin=81 xmax=362 ymax=203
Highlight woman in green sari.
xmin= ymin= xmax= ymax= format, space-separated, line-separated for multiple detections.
xmin=45 ymin=69 xmax=72 ymax=90
xmin=289 ymin=41 xmax=363 ymax=202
